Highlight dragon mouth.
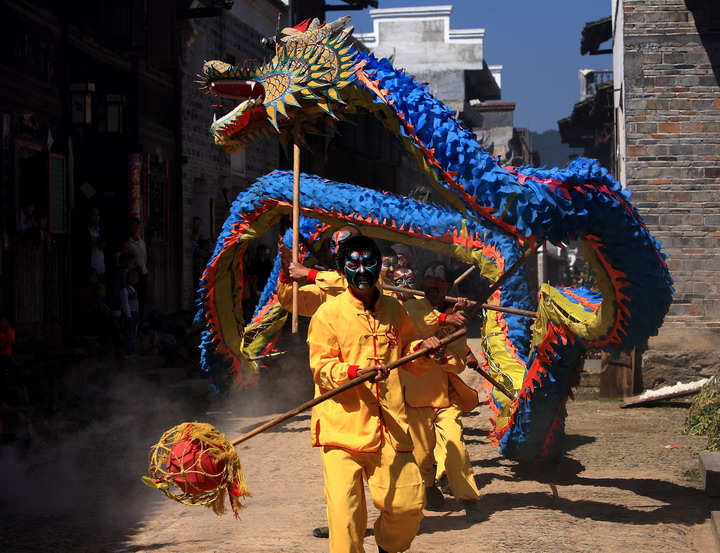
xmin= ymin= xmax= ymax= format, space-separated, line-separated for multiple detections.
xmin=209 ymin=79 xmax=268 ymax=141
xmin=209 ymin=79 xmax=265 ymax=102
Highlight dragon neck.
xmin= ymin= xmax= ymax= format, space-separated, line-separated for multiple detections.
xmin=346 ymin=50 xmax=517 ymax=237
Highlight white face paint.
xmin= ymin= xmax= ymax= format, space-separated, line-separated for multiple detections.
xmin=423 ymin=263 xmax=451 ymax=305
xmin=423 ymin=265 xmax=448 ymax=282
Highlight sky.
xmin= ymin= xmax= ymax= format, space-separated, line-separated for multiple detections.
xmin=331 ymin=0 xmax=613 ymax=133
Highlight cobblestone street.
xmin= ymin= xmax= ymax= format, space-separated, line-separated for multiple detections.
xmin=1 ymin=361 xmax=716 ymax=553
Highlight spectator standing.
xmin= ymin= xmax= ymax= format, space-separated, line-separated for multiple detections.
xmin=86 ymin=207 xmax=107 ymax=282
xmin=112 ymin=235 xmax=132 ymax=272
xmin=127 ymin=217 xmax=149 ymax=317
xmin=120 ymin=269 xmax=141 ymax=359
xmin=111 ymin=253 xmax=137 ymax=316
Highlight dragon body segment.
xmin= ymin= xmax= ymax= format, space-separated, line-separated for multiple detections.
xmin=196 ymin=19 xmax=673 ymax=463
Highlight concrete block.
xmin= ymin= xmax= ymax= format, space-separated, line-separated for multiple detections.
xmin=699 ymin=451 xmax=720 ymax=497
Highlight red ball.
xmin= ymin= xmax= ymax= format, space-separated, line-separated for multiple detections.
xmin=166 ymin=438 xmax=226 ymax=493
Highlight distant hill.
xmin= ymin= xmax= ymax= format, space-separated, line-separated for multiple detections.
xmin=529 ymin=130 xmax=584 ymax=169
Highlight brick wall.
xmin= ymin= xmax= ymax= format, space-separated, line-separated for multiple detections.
xmin=623 ymin=0 xmax=720 ymax=336
xmin=179 ymin=11 xmax=280 ymax=308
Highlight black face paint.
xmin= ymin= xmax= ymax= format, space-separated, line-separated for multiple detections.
xmin=344 ymin=249 xmax=380 ymax=290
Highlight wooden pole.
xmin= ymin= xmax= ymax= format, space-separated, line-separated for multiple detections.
xmin=229 ymin=242 xmax=541 ymax=446
xmin=383 ymin=284 xmax=537 ymax=319
xmin=291 ymin=140 xmax=300 ymax=334
xmin=468 ymin=348 xmax=517 ymax=401
xmin=463 ymin=241 xmax=541 ymax=320
xmin=451 ymin=264 xmax=476 ymax=288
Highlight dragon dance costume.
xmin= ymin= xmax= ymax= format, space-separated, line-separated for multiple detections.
xmin=196 ymin=14 xmax=673 ymax=469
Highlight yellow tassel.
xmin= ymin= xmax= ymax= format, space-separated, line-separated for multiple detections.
xmin=145 ymin=422 xmax=251 ymax=517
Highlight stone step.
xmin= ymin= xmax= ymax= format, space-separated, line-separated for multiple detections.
xmin=699 ymin=451 xmax=720 ymax=497
xmin=136 ymin=366 xmax=188 ymax=387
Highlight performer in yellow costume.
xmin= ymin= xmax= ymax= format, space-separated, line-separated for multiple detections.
xmin=277 ymin=225 xmax=360 ymax=316
xmin=308 ymin=236 xmax=442 ymax=553
xmin=397 ymin=262 xmax=485 ymax=523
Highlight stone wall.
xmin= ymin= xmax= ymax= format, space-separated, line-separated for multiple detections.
xmin=179 ymin=7 xmax=280 ymax=309
xmin=622 ymin=0 xmax=720 ymax=380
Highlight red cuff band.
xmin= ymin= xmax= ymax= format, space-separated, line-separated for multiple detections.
xmin=307 ymin=269 xmax=319 ymax=284
xmin=439 ymin=313 xmax=448 ymax=325
xmin=348 ymin=365 xmax=359 ymax=379
xmin=279 ymin=272 xmax=292 ymax=284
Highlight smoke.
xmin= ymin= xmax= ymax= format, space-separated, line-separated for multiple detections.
xmin=0 ymin=346 xmax=316 ymax=552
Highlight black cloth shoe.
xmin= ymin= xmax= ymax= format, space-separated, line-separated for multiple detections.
xmin=378 ymin=547 xmax=390 ymax=553
xmin=425 ymin=484 xmax=445 ymax=509
xmin=463 ymin=500 xmax=486 ymax=523
xmin=312 ymin=526 xmax=329 ymax=538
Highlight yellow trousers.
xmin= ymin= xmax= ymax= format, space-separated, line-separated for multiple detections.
xmin=407 ymin=401 xmax=481 ymax=502
xmin=321 ymin=437 xmax=425 ymax=553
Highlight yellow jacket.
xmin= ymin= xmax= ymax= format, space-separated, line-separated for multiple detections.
xmin=278 ymin=270 xmax=384 ymax=316
xmin=401 ymin=298 xmax=479 ymax=412
xmin=277 ymin=270 xmax=346 ymax=317
xmin=308 ymin=289 xmax=431 ymax=452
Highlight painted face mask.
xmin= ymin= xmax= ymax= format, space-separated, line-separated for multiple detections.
xmin=392 ymin=267 xmax=416 ymax=300
xmin=392 ymin=267 xmax=415 ymax=289
xmin=423 ymin=263 xmax=450 ymax=304
xmin=381 ymin=254 xmax=398 ymax=278
xmin=343 ymin=249 xmax=380 ymax=290
xmin=330 ymin=229 xmax=353 ymax=258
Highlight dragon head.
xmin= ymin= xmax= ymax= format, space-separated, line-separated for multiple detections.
xmin=200 ymin=17 xmax=358 ymax=152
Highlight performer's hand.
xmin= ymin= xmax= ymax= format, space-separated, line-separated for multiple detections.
xmin=454 ymin=297 xmax=472 ymax=312
xmin=421 ymin=336 xmax=446 ymax=361
xmin=288 ymin=262 xmax=310 ymax=281
xmin=466 ymin=349 xmax=479 ymax=370
xmin=444 ymin=310 xmax=468 ymax=327
xmin=357 ymin=364 xmax=388 ymax=382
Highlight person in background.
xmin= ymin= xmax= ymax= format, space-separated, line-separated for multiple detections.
xmin=120 ymin=269 xmax=141 ymax=359
xmin=380 ymin=248 xmax=398 ymax=287
xmin=391 ymin=243 xmax=416 ymax=270
xmin=401 ymin=261 xmax=484 ymax=522
xmin=17 ymin=201 xmax=35 ymax=232
xmin=86 ymin=207 xmax=107 ymax=282
xmin=111 ymin=253 xmax=137 ymax=316
xmin=128 ymin=217 xmax=149 ymax=317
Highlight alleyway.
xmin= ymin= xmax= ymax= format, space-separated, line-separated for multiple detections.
xmin=0 ymin=350 xmax=716 ymax=553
